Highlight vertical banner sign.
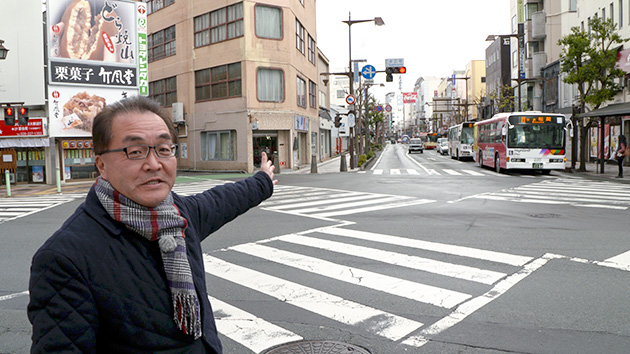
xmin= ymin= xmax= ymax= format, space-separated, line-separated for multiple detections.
xmin=137 ymin=2 xmax=148 ymax=96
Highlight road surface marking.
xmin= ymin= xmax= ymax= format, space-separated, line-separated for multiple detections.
xmin=204 ymin=255 xmax=423 ymax=341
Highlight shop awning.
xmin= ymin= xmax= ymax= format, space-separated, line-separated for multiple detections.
xmin=319 ymin=108 xmax=332 ymax=120
xmin=0 ymin=138 xmax=50 ymax=148
xmin=580 ymin=102 xmax=630 ymax=117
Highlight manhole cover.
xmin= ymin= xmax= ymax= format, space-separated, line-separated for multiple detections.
xmin=261 ymin=340 xmax=371 ymax=354
xmin=528 ymin=213 xmax=562 ymax=219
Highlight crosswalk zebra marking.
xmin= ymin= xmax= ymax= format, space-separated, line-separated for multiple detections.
xmin=460 ymin=178 xmax=630 ymax=210
xmin=461 ymin=169 xmax=485 ymax=176
xmin=0 ymin=195 xmax=84 ymax=224
xmin=266 ymin=194 xmax=389 ymax=210
xmin=317 ymin=227 xmax=533 ymax=267
xmin=230 ymin=242 xmax=472 ymax=308
xmin=373 ymin=169 xmax=384 ymax=175
xmin=204 ymin=254 xmax=424 ymax=341
xmin=274 ymin=234 xmax=507 ymax=285
xmin=390 ymin=169 xmax=401 ymax=175
xmin=310 ymin=198 xmax=435 ymax=218
xmin=443 ymin=169 xmax=462 ymax=176
xmin=210 ymin=295 xmax=302 ymax=353
xmin=407 ymin=168 xmax=420 ymax=175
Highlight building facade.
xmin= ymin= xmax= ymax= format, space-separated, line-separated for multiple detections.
xmin=146 ymin=0 xmax=322 ymax=173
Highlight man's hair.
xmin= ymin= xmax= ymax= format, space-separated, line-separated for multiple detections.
xmin=92 ymin=96 xmax=178 ymax=155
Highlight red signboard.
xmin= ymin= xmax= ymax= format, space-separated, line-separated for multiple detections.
xmin=402 ymin=92 xmax=418 ymax=103
xmin=0 ymin=118 xmax=45 ymax=137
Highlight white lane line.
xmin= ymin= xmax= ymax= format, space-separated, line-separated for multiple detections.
xmin=443 ymin=169 xmax=462 ymax=176
xmin=318 ymin=227 xmax=532 ymax=267
xmin=231 ymin=243 xmax=471 ymax=309
xmin=276 ymin=234 xmax=506 ymax=285
xmin=203 ymin=255 xmax=423 ymax=341
xmin=461 ymin=170 xmax=485 ymax=176
xmin=405 ymin=154 xmax=440 ymax=175
xmin=210 ymin=295 xmax=302 ymax=353
xmin=0 ymin=291 xmax=29 ymax=302
xmin=604 ymin=250 xmax=630 ymax=267
xmin=265 ymin=194 xmax=383 ymax=210
xmin=311 ymin=198 xmax=436 ymax=218
xmin=402 ymin=254 xmax=561 ymax=348
xmin=288 ymin=196 xmax=411 ymax=214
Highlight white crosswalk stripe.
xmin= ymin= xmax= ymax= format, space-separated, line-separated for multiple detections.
xmin=366 ymin=168 xmax=493 ymax=176
xmin=262 ymin=185 xmax=436 ymax=219
xmin=465 ymin=178 xmax=630 ymax=210
xmin=0 ymin=194 xmax=85 ymax=224
xmin=207 ymin=227 xmax=537 ymax=352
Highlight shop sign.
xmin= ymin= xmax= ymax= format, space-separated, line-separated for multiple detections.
xmin=0 ymin=118 xmax=45 ymax=137
xmin=294 ymin=115 xmax=309 ymax=131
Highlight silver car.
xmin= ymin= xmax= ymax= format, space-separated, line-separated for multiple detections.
xmin=408 ymin=138 xmax=424 ymax=154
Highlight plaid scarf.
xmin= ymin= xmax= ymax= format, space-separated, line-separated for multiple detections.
xmin=95 ymin=177 xmax=202 ymax=339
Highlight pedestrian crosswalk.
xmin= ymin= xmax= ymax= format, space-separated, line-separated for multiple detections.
xmin=261 ymin=185 xmax=435 ymax=220
xmin=460 ymin=177 xmax=630 ymax=210
xmin=206 ymin=226 xmax=539 ymax=353
xmin=0 ymin=194 xmax=85 ymax=224
xmin=364 ymin=168 xmax=499 ymax=176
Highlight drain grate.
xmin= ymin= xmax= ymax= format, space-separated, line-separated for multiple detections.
xmin=261 ymin=340 xmax=371 ymax=354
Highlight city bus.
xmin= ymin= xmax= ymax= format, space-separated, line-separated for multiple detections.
xmin=474 ymin=112 xmax=567 ymax=174
xmin=447 ymin=122 xmax=474 ymax=160
xmin=419 ymin=132 xmax=439 ymax=149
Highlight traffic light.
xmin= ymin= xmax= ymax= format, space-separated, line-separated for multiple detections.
xmin=334 ymin=114 xmax=341 ymax=128
xmin=386 ymin=66 xmax=406 ymax=82
xmin=3 ymin=106 xmax=15 ymax=126
xmin=17 ymin=106 xmax=29 ymax=125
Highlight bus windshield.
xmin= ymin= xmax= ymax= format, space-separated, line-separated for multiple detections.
xmin=461 ymin=127 xmax=474 ymax=144
xmin=507 ymin=116 xmax=565 ymax=149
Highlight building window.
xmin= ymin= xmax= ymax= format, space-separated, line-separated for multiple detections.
xmin=195 ymin=62 xmax=242 ymax=101
xmin=194 ymin=2 xmax=243 ymax=47
xmin=257 ymin=68 xmax=284 ymax=102
xmin=201 ymin=130 xmax=236 ymax=160
xmin=296 ymin=19 xmax=305 ymax=54
xmin=620 ymin=0 xmax=623 ymax=27
xmin=308 ymin=35 xmax=316 ymax=64
xmin=146 ymin=0 xmax=175 ymax=14
xmin=148 ymin=25 xmax=176 ymax=62
xmin=255 ymin=5 xmax=282 ymax=39
xmin=309 ymin=80 xmax=316 ymax=108
xmin=297 ymin=76 xmax=306 ymax=107
xmin=569 ymin=0 xmax=577 ymax=12
xmin=149 ymin=76 xmax=177 ymax=107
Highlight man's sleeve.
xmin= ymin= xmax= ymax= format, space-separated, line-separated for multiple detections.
xmin=179 ymin=171 xmax=274 ymax=240
xmin=28 ymin=249 xmax=98 ymax=353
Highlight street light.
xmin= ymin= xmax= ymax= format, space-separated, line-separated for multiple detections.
xmin=0 ymin=40 xmax=9 ymax=60
xmin=342 ymin=12 xmax=384 ymax=168
xmin=486 ymin=28 xmax=525 ymax=111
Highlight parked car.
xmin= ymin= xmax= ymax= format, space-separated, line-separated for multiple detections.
xmin=438 ymin=140 xmax=450 ymax=155
xmin=408 ymin=138 xmax=424 ymax=154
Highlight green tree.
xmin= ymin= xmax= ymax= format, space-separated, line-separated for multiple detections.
xmin=558 ymin=18 xmax=626 ymax=171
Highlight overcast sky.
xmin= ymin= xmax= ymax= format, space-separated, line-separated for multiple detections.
xmin=315 ymin=0 xmax=512 ymax=98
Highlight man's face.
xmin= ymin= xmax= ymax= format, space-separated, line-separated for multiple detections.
xmin=95 ymin=111 xmax=177 ymax=208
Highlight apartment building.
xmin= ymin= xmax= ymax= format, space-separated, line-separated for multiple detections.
xmin=146 ymin=0 xmax=323 ymax=173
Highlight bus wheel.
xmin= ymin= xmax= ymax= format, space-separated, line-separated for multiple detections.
xmin=542 ymin=169 xmax=551 ymax=175
xmin=494 ymin=154 xmax=502 ymax=173
xmin=456 ymin=150 xmax=460 ymax=161
xmin=478 ymin=154 xmax=483 ymax=168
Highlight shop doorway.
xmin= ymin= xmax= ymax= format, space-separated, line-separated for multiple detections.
xmin=253 ymin=133 xmax=278 ymax=168
xmin=16 ymin=148 xmax=46 ymax=183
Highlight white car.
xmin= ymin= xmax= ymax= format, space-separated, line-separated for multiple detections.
xmin=438 ymin=140 xmax=449 ymax=155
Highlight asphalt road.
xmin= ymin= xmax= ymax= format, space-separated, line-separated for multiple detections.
xmin=2 ymin=145 xmax=630 ymax=353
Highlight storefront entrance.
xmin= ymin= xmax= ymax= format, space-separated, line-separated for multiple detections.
xmin=16 ymin=148 xmax=47 ymax=183
xmin=253 ymin=133 xmax=278 ymax=168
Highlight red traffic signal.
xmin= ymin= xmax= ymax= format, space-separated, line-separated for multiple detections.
xmin=3 ymin=106 xmax=15 ymax=126
xmin=398 ymin=66 xmax=406 ymax=74
xmin=17 ymin=106 xmax=29 ymax=125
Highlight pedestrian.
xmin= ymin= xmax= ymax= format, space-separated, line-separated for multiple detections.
xmin=28 ymin=96 xmax=277 ymax=353
xmin=616 ymin=134 xmax=628 ymax=178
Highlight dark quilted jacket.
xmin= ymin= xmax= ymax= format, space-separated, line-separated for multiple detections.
xmin=28 ymin=172 xmax=274 ymax=353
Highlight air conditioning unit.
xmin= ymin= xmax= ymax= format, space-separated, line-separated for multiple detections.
xmin=171 ymin=102 xmax=184 ymax=123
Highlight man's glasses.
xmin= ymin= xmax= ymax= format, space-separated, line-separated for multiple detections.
xmin=98 ymin=143 xmax=178 ymax=160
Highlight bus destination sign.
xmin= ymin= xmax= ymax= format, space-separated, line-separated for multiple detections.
xmin=512 ymin=116 xmax=564 ymax=125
